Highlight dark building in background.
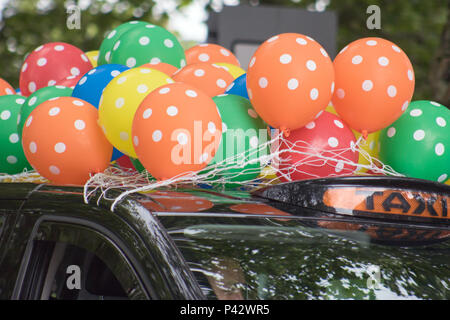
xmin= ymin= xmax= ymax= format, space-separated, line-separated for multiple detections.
xmin=206 ymin=5 xmax=337 ymax=68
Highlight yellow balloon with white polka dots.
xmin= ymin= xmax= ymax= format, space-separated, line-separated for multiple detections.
xmin=214 ymin=63 xmax=246 ymax=79
xmin=98 ymin=67 xmax=174 ymax=158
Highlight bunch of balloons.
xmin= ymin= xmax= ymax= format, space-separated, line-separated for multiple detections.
xmin=0 ymin=19 xmax=447 ymax=187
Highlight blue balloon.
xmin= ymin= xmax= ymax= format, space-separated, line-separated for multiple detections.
xmin=72 ymin=64 xmax=129 ymax=108
xmin=225 ymin=73 xmax=248 ymax=99
xmin=72 ymin=64 xmax=128 ymax=162
xmin=15 ymin=88 xmax=21 ymax=95
xmin=111 ymin=148 xmax=124 ymax=162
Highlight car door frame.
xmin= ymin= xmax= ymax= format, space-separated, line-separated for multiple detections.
xmin=12 ymin=215 xmax=151 ymax=300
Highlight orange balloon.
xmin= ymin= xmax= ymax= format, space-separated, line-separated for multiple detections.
xmin=172 ymin=62 xmax=234 ymax=97
xmin=141 ymin=62 xmax=178 ymax=77
xmin=332 ymin=37 xmax=415 ymax=134
xmin=185 ymin=43 xmax=240 ymax=67
xmin=22 ymin=97 xmax=113 ymax=185
xmin=132 ymin=82 xmax=222 ymax=180
xmin=138 ymin=191 xmax=213 ymax=212
xmin=246 ymin=33 xmax=335 ymax=132
xmin=0 ymin=78 xmax=15 ymax=96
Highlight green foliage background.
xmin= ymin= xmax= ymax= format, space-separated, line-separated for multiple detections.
xmin=0 ymin=0 xmax=448 ymax=105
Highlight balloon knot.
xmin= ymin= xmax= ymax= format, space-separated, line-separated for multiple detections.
xmin=281 ymin=126 xmax=290 ymax=137
xmin=361 ymin=130 xmax=369 ymax=140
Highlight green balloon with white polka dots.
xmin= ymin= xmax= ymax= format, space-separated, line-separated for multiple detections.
xmin=109 ymin=23 xmax=186 ymax=69
xmin=0 ymin=95 xmax=32 ymax=174
xmin=18 ymin=85 xmax=73 ymax=137
xmin=379 ymin=100 xmax=449 ymax=183
xmin=98 ymin=21 xmax=149 ymax=66
xmin=204 ymin=94 xmax=268 ymax=187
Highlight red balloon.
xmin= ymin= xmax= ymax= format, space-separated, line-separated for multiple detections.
xmin=364 ymin=168 xmax=386 ymax=176
xmin=55 ymin=74 xmax=84 ymax=89
xmin=19 ymin=42 xmax=92 ymax=96
xmin=115 ymin=155 xmax=136 ymax=172
xmin=276 ymin=111 xmax=358 ymax=181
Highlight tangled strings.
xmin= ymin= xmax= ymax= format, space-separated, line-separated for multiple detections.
xmin=84 ymin=132 xmax=402 ymax=211
xmin=0 ymin=170 xmax=48 ymax=184
xmin=0 ymin=132 xmax=402 ymax=211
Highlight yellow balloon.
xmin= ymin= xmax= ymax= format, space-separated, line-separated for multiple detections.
xmin=99 ymin=67 xmax=173 ymax=158
xmin=445 ymin=179 xmax=450 ymax=185
xmin=325 ymin=104 xmax=338 ymax=116
xmin=354 ymin=131 xmax=380 ymax=173
xmin=214 ymin=63 xmax=245 ymax=79
xmin=258 ymin=165 xmax=278 ymax=180
xmin=85 ymin=50 xmax=99 ymax=68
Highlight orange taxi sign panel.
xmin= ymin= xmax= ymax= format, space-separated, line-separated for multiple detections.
xmin=323 ymin=188 xmax=449 ymax=220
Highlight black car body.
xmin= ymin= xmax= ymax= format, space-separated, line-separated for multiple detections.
xmin=0 ymin=176 xmax=449 ymax=300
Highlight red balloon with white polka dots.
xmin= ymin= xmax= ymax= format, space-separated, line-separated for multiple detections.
xmin=19 ymin=42 xmax=93 ymax=96
xmin=276 ymin=111 xmax=358 ymax=182
xmin=55 ymin=74 xmax=84 ymax=89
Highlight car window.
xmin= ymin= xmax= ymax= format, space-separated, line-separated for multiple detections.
xmin=17 ymin=222 xmax=147 ymax=300
xmin=19 ymin=240 xmax=129 ymax=300
xmin=171 ymin=222 xmax=450 ymax=300
xmin=42 ymin=242 xmax=128 ymax=300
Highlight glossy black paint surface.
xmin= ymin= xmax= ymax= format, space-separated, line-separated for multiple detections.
xmin=0 ymin=176 xmax=448 ymax=300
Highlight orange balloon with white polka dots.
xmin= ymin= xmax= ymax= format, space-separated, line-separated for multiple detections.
xmin=98 ymin=67 xmax=174 ymax=158
xmin=185 ymin=43 xmax=240 ymax=67
xmin=247 ymin=33 xmax=335 ymax=132
xmin=332 ymin=37 xmax=415 ymax=134
xmin=172 ymin=62 xmax=234 ymax=97
xmin=132 ymin=82 xmax=222 ymax=181
xmin=22 ymin=97 xmax=113 ymax=185
xmin=0 ymin=78 xmax=15 ymax=96
xmin=141 ymin=62 xmax=178 ymax=77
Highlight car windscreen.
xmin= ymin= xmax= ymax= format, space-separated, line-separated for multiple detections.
xmin=166 ymin=219 xmax=450 ymax=300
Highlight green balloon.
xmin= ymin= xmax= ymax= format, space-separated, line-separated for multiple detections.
xmin=130 ymin=157 xmax=145 ymax=173
xmin=129 ymin=157 xmax=155 ymax=180
xmin=109 ymin=23 xmax=186 ymax=69
xmin=205 ymin=94 xmax=268 ymax=187
xmin=19 ymin=85 xmax=73 ymax=137
xmin=0 ymin=95 xmax=32 ymax=174
xmin=98 ymin=21 xmax=148 ymax=66
xmin=379 ymin=100 xmax=449 ymax=183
